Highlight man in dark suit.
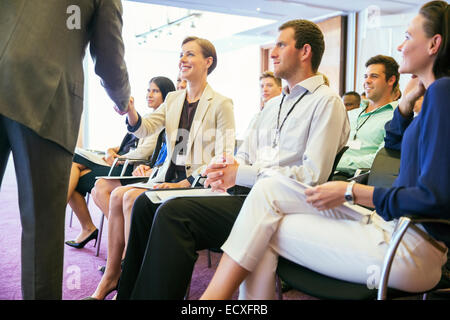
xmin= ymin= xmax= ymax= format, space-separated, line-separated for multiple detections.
xmin=0 ymin=0 xmax=130 ymax=299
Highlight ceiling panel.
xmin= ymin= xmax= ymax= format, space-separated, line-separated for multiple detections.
xmin=129 ymin=0 xmax=429 ymax=21
xmin=125 ymin=0 xmax=429 ymax=51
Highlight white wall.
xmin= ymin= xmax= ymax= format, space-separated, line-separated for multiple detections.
xmin=208 ymin=44 xmax=262 ymax=139
xmin=84 ymin=48 xmax=180 ymax=150
xmin=81 ymin=3 xmax=270 ymax=150
xmin=355 ymin=9 xmax=416 ymax=96
xmin=83 ymin=43 xmax=264 ymax=150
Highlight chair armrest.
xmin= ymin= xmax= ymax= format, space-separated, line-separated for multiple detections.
xmin=116 ymin=157 xmax=150 ymax=163
xmin=191 ymin=175 xmax=206 ymax=188
xmin=406 ymin=217 xmax=450 ymax=226
xmin=377 ymin=217 xmax=412 ymax=300
xmin=377 ymin=216 xmax=450 ymax=299
xmin=347 ymin=171 xmax=371 ymax=184
xmin=84 ymin=149 xmax=105 ymax=156
xmin=354 ymin=168 xmax=370 ymax=177
xmin=107 ymin=157 xmax=150 ymax=177
xmin=118 ymin=157 xmax=151 ymax=176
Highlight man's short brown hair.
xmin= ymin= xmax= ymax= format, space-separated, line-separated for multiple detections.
xmin=365 ymin=55 xmax=400 ymax=92
xmin=260 ymin=71 xmax=282 ymax=87
xmin=279 ymin=19 xmax=325 ymax=73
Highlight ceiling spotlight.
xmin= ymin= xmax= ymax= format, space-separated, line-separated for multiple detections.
xmin=256 ymin=8 xmax=261 ymax=11
xmin=135 ymin=12 xmax=202 ymax=41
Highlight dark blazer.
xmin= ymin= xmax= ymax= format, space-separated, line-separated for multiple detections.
xmin=0 ymin=0 xmax=130 ymax=152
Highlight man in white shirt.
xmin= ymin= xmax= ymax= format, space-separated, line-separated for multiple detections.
xmin=244 ymin=71 xmax=282 ymax=141
xmin=260 ymin=71 xmax=282 ymax=110
xmin=117 ymin=19 xmax=350 ymax=300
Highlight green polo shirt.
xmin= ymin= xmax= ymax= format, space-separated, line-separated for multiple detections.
xmin=336 ymin=100 xmax=396 ymax=175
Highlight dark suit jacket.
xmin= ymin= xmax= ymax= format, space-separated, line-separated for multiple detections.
xmin=0 ymin=0 xmax=130 ymax=152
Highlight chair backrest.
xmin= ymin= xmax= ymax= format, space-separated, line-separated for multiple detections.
xmin=367 ymin=147 xmax=401 ymax=188
xmin=148 ymin=129 xmax=166 ymax=168
xmin=117 ymin=133 xmax=139 ymax=155
xmin=327 ymin=146 xmax=349 ymax=181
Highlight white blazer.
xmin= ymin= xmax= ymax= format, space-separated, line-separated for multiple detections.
xmin=131 ymin=83 xmax=235 ymax=182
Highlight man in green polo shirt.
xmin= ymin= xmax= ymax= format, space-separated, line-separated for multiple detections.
xmin=334 ymin=55 xmax=399 ymax=179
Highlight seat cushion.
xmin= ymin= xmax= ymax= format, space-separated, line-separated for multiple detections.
xmin=276 ymin=257 xmax=426 ymax=300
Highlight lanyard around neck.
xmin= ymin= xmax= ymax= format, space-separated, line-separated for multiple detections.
xmin=273 ymin=90 xmax=308 ymax=147
xmin=353 ymin=108 xmax=374 ymax=140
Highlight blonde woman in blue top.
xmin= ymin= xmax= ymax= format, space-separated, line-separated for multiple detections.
xmin=201 ymin=0 xmax=449 ymax=299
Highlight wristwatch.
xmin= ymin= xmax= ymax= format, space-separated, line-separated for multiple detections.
xmin=345 ymin=180 xmax=356 ymax=205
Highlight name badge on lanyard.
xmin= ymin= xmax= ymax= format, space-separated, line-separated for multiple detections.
xmin=274 ymin=90 xmax=308 ymax=148
xmin=349 ymin=109 xmax=372 ymax=150
xmin=347 ymin=139 xmax=362 ymax=150
xmin=272 ymin=129 xmax=280 ymax=148
xmin=175 ymin=154 xmax=187 ymax=166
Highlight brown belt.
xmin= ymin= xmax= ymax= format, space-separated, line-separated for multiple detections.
xmin=368 ymin=212 xmax=448 ymax=254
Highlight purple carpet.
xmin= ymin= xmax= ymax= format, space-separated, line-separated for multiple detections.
xmin=0 ymin=156 xmax=313 ymax=300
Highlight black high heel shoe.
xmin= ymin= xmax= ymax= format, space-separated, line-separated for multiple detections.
xmin=82 ymin=284 xmax=118 ymax=300
xmin=65 ymin=229 xmax=99 ymax=249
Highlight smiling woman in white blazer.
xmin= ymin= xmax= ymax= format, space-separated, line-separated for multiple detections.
xmin=129 ymin=82 xmax=235 ymax=184
xmin=86 ymin=37 xmax=236 ymax=300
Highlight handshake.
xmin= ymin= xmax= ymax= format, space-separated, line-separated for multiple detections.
xmin=114 ymin=96 xmax=141 ymax=127
xmin=113 ymin=96 xmax=239 ymax=193
xmin=113 ymin=96 xmax=135 ymax=116
xmin=203 ymin=154 xmax=239 ymax=193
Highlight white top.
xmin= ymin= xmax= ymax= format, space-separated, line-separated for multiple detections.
xmin=235 ymin=74 xmax=350 ymax=187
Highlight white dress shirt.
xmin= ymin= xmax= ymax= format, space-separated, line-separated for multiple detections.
xmin=235 ymin=74 xmax=350 ymax=187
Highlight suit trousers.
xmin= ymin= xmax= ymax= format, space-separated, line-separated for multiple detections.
xmin=0 ymin=115 xmax=72 ymax=299
xmin=117 ymin=192 xmax=247 ymax=299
